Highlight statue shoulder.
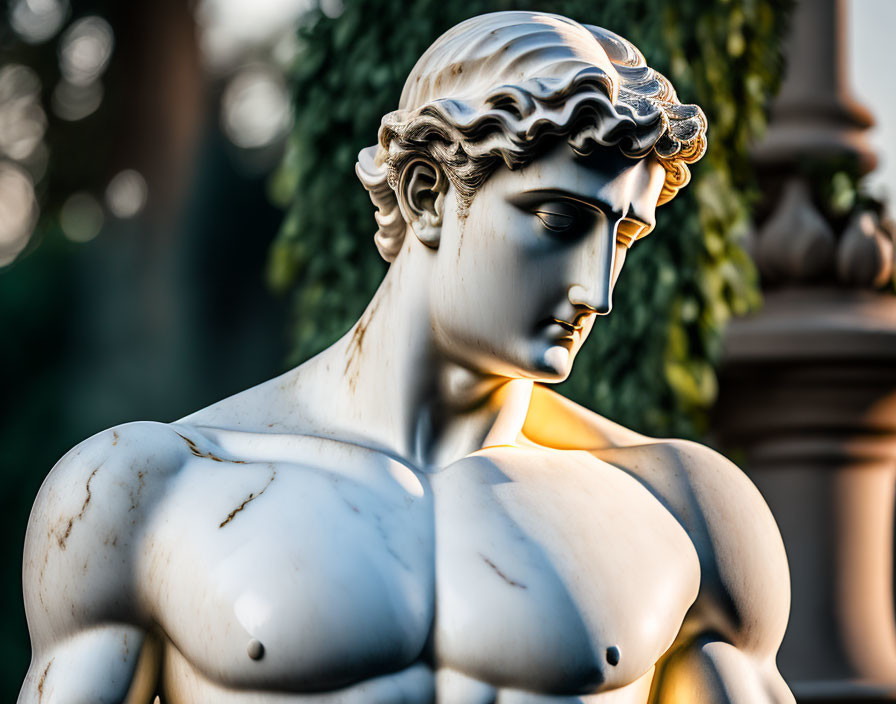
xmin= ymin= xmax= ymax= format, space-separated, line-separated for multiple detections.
xmin=622 ymin=438 xmax=791 ymax=657
xmin=527 ymin=386 xmax=791 ymax=656
xmin=23 ymin=421 xmax=189 ymax=648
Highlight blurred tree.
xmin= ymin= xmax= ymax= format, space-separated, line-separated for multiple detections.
xmin=1 ymin=1 xmax=287 ymax=695
xmin=1 ymin=1 xmax=206 ymax=691
xmin=269 ymin=0 xmax=792 ymax=438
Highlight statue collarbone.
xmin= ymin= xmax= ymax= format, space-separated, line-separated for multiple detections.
xmin=21 ymin=11 xmax=792 ymax=704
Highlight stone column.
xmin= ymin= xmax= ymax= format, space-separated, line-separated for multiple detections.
xmin=713 ymin=0 xmax=896 ymax=701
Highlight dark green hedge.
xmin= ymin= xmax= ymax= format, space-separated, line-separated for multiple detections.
xmin=268 ymin=0 xmax=791 ymax=438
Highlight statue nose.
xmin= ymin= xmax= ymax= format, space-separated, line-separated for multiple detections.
xmin=568 ymin=284 xmax=612 ymax=315
xmin=568 ymin=219 xmax=617 ymax=315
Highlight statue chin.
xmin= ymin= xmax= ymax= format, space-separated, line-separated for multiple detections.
xmin=17 ymin=11 xmax=794 ymax=704
xmin=537 ymin=345 xmax=572 ymax=380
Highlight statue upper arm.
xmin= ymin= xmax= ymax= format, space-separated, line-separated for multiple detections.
xmin=633 ymin=441 xmax=794 ymax=702
xmin=657 ymin=440 xmax=791 ymax=657
xmin=19 ymin=422 xmax=182 ymax=704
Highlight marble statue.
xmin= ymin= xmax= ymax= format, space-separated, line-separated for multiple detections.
xmin=19 ymin=12 xmax=795 ymax=703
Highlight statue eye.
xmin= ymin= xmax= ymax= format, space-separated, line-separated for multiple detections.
xmin=533 ymin=202 xmax=581 ymax=234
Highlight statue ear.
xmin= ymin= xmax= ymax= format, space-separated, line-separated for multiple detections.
xmin=398 ymin=159 xmax=448 ymax=249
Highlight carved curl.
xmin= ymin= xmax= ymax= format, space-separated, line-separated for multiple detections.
xmin=356 ymin=14 xmax=707 ymax=262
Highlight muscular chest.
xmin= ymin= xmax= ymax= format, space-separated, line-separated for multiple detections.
xmin=143 ymin=445 xmax=435 ymax=692
xmin=145 ymin=443 xmax=698 ymax=697
xmin=430 ymin=447 xmax=700 ymax=694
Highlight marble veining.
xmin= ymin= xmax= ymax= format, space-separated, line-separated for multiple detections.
xmin=19 ymin=11 xmax=793 ymax=704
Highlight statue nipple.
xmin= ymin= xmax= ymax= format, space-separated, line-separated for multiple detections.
xmin=606 ymin=646 xmax=620 ymax=666
xmin=247 ymin=639 xmax=265 ymax=661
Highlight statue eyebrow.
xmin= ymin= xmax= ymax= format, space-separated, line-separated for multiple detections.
xmin=516 ymin=188 xmax=627 ymax=223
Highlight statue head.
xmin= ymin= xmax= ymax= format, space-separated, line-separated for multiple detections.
xmin=356 ymin=11 xmax=707 ymax=382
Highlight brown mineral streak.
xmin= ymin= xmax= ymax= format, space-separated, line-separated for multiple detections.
xmin=219 ymin=470 xmax=277 ymax=528
xmin=58 ymin=465 xmax=101 ymax=550
xmin=176 ymin=432 xmax=246 ymax=463
xmin=344 ymin=279 xmax=388 ymax=386
xmin=480 ymin=553 xmax=527 ymax=589
xmin=344 ymin=306 xmax=372 ymax=377
xmin=128 ymin=470 xmax=148 ymax=513
xmin=37 ymin=658 xmax=53 ymax=701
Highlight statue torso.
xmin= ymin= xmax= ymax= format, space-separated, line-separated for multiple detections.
xmin=143 ymin=427 xmax=700 ymax=703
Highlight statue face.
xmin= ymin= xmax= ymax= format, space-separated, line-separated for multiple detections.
xmin=428 ymin=141 xmax=667 ymax=382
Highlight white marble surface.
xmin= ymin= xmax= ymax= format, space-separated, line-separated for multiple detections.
xmin=19 ymin=12 xmax=793 ymax=703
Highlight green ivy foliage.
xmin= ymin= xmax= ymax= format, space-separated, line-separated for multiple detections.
xmin=269 ymin=0 xmax=791 ymax=438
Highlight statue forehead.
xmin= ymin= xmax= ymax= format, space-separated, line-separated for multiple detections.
xmin=399 ymin=11 xmax=621 ymax=110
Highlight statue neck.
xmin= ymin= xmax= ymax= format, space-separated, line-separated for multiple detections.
xmin=305 ymin=251 xmax=533 ymax=468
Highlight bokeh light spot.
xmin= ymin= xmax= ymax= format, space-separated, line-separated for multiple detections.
xmin=58 ymin=16 xmax=114 ymax=87
xmin=106 ymin=170 xmax=148 ymax=219
xmin=320 ymin=0 xmax=344 ymax=19
xmin=21 ymin=141 xmax=49 ymax=183
xmin=221 ymin=65 xmax=291 ymax=149
xmin=0 ymin=64 xmax=47 ymax=161
xmin=9 ymin=0 xmax=70 ymax=44
xmin=0 ymin=161 xmax=38 ymax=266
xmin=60 ymin=192 xmax=104 ymax=243
xmin=52 ymin=79 xmax=103 ymax=121
xmin=196 ymin=0 xmax=314 ymax=70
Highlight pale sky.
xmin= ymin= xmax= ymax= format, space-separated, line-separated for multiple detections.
xmin=849 ymin=0 xmax=896 ymax=208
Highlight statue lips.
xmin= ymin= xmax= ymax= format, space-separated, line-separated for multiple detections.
xmin=548 ymin=316 xmax=584 ymax=342
xmin=546 ymin=309 xmax=596 ymax=343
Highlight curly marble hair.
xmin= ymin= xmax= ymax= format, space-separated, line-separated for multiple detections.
xmin=356 ymin=12 xmax=707 ymax=262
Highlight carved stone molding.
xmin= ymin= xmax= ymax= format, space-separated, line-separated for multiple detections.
xmin=717 ymin=289 xmax=896 ymax=700
xmin=754 ymin=177 xmax=894 ymax=288
xmin=714 ymin=0 xmax=896 ymax=700
xmin=756 ymin=178 xmax=837 ymax=284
